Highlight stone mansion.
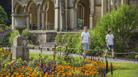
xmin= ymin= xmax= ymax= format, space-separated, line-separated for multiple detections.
xmin=12 ymin=0 xmax=138 ymax=46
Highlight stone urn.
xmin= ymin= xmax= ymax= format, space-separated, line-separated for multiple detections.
xmin=12 ymin=14 xmax=29 ymax=60
xmin=12 ymin=14 xmax=28 ymax=34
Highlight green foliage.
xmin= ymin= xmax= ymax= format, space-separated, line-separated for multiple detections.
xmin=77 ymin=18 xmax=83 ymax=28
xmin=1 ymin=32 xmax=11 ymax=46
xmin=90 ymin=5 xmax=138 ymax=52
xmin=9 ymin=30 xmax=18 ymax=45
xmin=55 ymin=33 xmax=82 ymax=54
xmin=0 ymin=6 xmax=8 ymax=24
xmin=0 ymin=6 xmax=10 ymax=46
xmin=0 ymin=24 xmax=9 ymax=32
xmin=0 ymin=24 xmax=10 ymax=46
xmin=9 ymin=29 xmax=30 ymax=45
xmin=30 ymin=53 xmax=83 ymax=66
xmin=22 ymin=29 xmax=30 ymax=38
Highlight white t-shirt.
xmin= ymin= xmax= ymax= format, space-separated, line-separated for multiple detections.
xmin=106 ymin=34 xmax=114 ymax=45
xmin=81 ymin=32 xmax=90 ymax=43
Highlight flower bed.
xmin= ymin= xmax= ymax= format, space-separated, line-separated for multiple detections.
xmin=0 ymin=48 xmax=106 ymax=77
xmin=0 ymin=59 xmax=105 ymax=77
xmin=0 ymin=48 xmax=11 ymax=63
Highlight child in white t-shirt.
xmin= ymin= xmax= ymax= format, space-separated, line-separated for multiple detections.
xmin=106 ymin=30 xmax=115 ymax=58
xmin=81 ymin=26 xmax=90 ymax=58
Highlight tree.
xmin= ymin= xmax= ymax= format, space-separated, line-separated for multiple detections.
xmin=0 ymin=0 xmax=11 ymax=18
xmin=90 ymin=5 xmax=138 ymax=52
xmin=0 ymin=5 xmax=8 ymax=24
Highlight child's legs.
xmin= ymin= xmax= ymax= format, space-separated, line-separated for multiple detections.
xmin=111 ymin=48 xmax=114 ymax=57
xmin=82 ymin=43 xmax=89 ymax=58
xmin=107 ymin=45 xmax=112 ymax=52
xmin=110 ymin=45 xmax=114 ymax=57
xmin=83 ymin=43 xmax=89 ymax=52
xmin=107 ymin=45 xmax=114 ymax=57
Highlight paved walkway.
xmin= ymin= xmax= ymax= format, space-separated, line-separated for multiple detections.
xmin=30 ymin=49 xmax=138 ymax=64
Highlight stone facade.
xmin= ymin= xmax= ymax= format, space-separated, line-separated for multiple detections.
xmin=12 ymin=0 xmax=138 ymax=45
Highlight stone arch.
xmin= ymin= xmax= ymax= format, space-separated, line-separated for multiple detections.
xmin=14 ymin=3 xmax=24 ymax=14
xmin=41 ymin=0 xmax=48 ymax=30
xmin=27 ymin=2 xmax=38 ymax=30
xmin=76 ymin=0 xmax=90 ymax=29
xmin=43 ymin=0 xmax=55 ymax=30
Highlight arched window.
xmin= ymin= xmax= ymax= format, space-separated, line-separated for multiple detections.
xmin=77 ymin=2 xmax=85 ymax=29
xmin=28 ymin=2 xmax=37 ymax=30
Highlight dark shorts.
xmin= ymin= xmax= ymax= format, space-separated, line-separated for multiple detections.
xmin=107 ymin=45 xmax=114 ymax=51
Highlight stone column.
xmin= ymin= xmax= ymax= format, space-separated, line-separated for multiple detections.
xmin=12 ymin=0 xmax=15 ymax=29
xmin=24 ymin=7 xmax=30 ymax=30
xmin=101 ymin=0 xmax=108 ymax=17
xmin=46 ymin=10 xmax=48 ymax=30
xmin=23 ymin=7 xmax=30 ymax=30
xmin=37 ymin=5 xmax=41 ymax=30
xmin=26 ymin=16 xmax=30 ymax=30
xmin=41 ymin=11 xmax=45 ymax=30
xmin=111 ymin=0 xmax=117 ymax=10
xmin=107 ymin=0 xmax=111 ymax=12
xmin=59 ymin=0 xmax=63 ymax=31
xmin=70 ymin=8 xmax=77 ymax=30
xmin=68 ymin=0 xmax=76 ymax=30
xmin=65 ymin=0 xmax=68 ymax=31
xmin=54 ymin=0 xmax=60 ymax=31
xmin=121 ymin=0 xmax=128 ymax=4
xmin=89 ymin=0 xmax=94 ymax=29
xmin=110 ymin=0 xmax=114 ymax=9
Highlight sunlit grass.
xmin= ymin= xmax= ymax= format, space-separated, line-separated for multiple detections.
xmin=107 ymin=62 xmax=138 ymax=77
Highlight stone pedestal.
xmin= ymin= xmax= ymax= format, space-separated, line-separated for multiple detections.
xmin=12 ymin=35 xmax=29 ymax=60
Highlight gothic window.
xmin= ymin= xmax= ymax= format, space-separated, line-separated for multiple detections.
xmin=77 ymin=2 xmax=85 ymax=28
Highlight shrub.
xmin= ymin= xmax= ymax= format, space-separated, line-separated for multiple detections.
xmin=0 ymin=6 xmax=8 ymax=24
xmin=0 ymin=24 xmax=11 ymax=46
xmin=0 ymin=5 xmax=10 ymax=46
xmin=0 ymin=24 xmax=9 ymax=32
xmin=55 ymin=33 xmax=82 ymax=54
xmin=9 ymin=29 xmax=30 ymax=45
xmin=90 ymin=5 xmax=138 ymax=52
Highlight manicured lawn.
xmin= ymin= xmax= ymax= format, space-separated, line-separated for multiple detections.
xmin=107 ymin=62 xmax=138 ymax=77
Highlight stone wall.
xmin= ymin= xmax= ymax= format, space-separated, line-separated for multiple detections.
xmin=29 ymin=31 xmax=56 ymax=46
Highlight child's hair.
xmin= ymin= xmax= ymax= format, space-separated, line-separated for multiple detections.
xmin=108 ymin=30 xmax=111 ymax=33
xmin=84 ymin=26 xmax=88 ymax=28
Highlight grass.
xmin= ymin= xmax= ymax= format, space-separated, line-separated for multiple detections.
xmin=29 ymin=52 xmax=46 ymax=59
xmin=107 ymin=62 xmax=138 ymax=77
xmin=30 ymin=52 xmax=53 ymax=60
